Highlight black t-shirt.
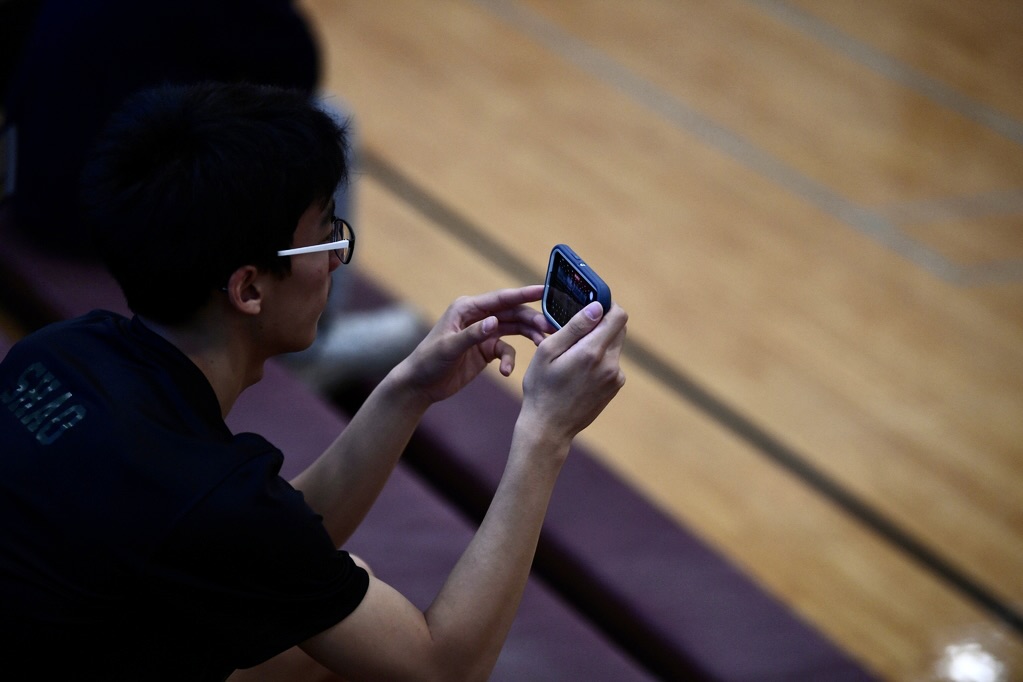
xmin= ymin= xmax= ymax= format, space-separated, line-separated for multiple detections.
xmin=0 ymin=311 xmax=368 ymax=680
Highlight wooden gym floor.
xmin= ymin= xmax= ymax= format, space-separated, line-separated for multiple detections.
xmin=298 ymin=0 xmax=1023 ymax=679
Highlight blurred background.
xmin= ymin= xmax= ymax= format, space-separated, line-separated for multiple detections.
xmin=299 ymin=0 xmax=1023 ymax=679
xmin=2 ymin=0 xmax=1021 ymax=679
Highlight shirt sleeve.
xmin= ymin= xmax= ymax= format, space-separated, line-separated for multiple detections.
xmin=144 ymin=448 xmax=370 ymax=668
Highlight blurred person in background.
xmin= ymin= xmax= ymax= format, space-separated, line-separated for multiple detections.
xmin=0 ymin=0 xmax=422 ymax=391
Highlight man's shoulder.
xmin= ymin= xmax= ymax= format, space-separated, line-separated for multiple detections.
xmin=0 ymin=307 xmax=249 ymax=480
xmin=0 ymin=311 xmax=125 ymax=439
xmin=7 ymin=309 xmax=129 ymax=351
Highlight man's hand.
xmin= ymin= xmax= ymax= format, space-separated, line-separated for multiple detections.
xmin=519 ymin=300 xmax=628 ymax=449
xmin=396 ymin=284 xmax=553 ymax=406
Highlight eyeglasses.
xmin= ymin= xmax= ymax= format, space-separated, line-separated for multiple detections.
xmin=276 ymin=217 xmax=355 ymax=264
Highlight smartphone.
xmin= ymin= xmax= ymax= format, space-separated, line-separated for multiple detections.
xmin=542 ymin=244 xmax=612 ymax=330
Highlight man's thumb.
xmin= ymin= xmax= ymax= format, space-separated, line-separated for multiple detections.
xmin=568 ymin=301 xmax=604 ymax=334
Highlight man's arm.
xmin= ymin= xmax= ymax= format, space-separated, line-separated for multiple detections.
xmin=290 ymin=285 xmax=552 ymax=546
xmin=301 ymin=301 xmax=628 ymax=681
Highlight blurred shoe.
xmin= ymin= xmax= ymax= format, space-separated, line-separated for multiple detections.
xmin=287 ymin=304 xmax=426 ymax=393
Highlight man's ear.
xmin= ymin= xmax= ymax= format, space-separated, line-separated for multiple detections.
xmin=223 ymin=265 xmax=264 ymax=315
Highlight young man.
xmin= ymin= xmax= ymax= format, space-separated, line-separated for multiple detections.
xmin=0 ymin=82 xmax=628 ymax=680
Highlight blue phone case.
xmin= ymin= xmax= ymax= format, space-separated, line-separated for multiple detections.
xmin=542 ymin=244 xmax=612 ymax=329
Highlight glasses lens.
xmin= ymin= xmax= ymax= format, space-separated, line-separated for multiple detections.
xmin=333 ymin=218 xmax=354 ymax=264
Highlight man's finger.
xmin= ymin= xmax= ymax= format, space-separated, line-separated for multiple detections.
xmin=462 ymin=285 xmax=545 ymax=318
xmin=540 ymin=302 xmax=604 ymax=355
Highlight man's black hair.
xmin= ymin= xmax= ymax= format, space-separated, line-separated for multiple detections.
xmin=81 ymin=81 xmax=350 ymax=325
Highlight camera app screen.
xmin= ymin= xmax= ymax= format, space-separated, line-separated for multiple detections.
xmin=546 ymin=251 xmax=596 ymax=327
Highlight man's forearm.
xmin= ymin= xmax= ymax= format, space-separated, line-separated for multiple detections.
xmin=420 ymin=420 xmax=571 ymax=680
xmin=301 ymin=417 xmax=572 ymax=682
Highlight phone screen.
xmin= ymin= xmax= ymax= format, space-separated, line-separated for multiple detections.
xmin=545 ymin=251 xmax=598 ymax=328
